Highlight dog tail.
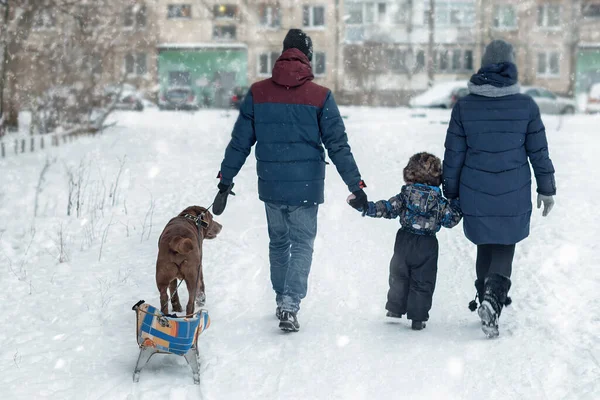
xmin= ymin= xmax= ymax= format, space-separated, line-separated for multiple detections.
xmin=168 ymin=236 xmax=194 ymax=254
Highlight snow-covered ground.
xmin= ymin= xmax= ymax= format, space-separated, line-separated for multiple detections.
xmin=1 ymin=108 xmax=598 ymax=400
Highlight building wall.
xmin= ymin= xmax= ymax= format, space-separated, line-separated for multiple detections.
xmin=21 ymin=0 xmax=159 ymax=98
xmin=154 ymin=0 xmax=338 ymax=92
xmin=481 ymin=0 xmax=572 ymax=94
xmin=341 ymin=0 xmax=479 ymax=97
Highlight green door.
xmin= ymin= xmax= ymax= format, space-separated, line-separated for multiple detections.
xmin=158 ymin=46 xmax=248 ymax=108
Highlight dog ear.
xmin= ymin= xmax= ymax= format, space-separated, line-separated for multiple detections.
xmin=205 ymin=220 xmax=222 ymax=239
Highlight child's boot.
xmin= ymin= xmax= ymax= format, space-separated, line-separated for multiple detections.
xmin=478 ymin=274 xmax=511 ymax=338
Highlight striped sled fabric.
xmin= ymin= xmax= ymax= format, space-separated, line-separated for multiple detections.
xmin=133 ymin=301 xmax=210 ymax=355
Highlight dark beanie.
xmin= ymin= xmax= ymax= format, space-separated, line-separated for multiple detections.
xmin=481 ymin=39 xmax=516 ymax=67
xmin=283 ymin=29 xmax=313 ymax=61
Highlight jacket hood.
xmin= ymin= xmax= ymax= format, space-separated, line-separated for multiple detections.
xmin=272 ymin=48 xmax=314 ymax=88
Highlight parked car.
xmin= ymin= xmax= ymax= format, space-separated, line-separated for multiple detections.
xmin=585 ymin=83 xmax=600 ymax=114
xmin=102 ymin=84 xmax=147 ymax=111
xmin=230 ymin=86 xmax=249 ymax=109
xmin=113 ymin=93 xmax=144 ymax=111
xmin=409 ymin=81 xmax=469 ymax=109
xmin=159 ymin=87 xmax=199 ymax=111
xmin=521 ymin=86 xmax=577 ymax=115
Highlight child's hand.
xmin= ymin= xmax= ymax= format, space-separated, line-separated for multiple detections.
xmin=347 ymin=193 xmax=368 ymax=216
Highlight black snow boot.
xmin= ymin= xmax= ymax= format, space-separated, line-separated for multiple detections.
xmin=411 ymin=320 xmax=426 ymax=330
xmin=279 ymin=311 xmax=300 ymax=332
xmin=469 ymin=278 xmax=512 ymax=312
xmin=386 ymin=311 xmax=402 ymax=318
xmin=478 ymin=274 xmax=511 ymax=338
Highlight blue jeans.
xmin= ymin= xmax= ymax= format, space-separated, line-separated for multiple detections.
xmin=265 ymin=202 xmax=318 ymax=313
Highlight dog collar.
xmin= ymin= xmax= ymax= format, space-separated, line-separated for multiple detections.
xmin=182 ymin=213 xmax=209 ymax=229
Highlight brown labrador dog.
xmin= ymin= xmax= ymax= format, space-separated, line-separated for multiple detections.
xmin=155 ymin=206 xmax=222 ymax=316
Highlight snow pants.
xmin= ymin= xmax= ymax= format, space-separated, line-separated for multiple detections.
xmin=386 ymin=229 xmax=439 ymax=321
xmin=265 ymin=202 xmax=318 ymax=314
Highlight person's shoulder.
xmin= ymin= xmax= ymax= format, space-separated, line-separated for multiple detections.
xmin=304 ymin=81 xmax=331 ymax=106
xmin=250 ymin=78 xmax=273 ymax=94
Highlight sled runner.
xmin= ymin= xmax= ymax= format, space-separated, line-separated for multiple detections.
xmin=132 ymin=300 xmax=210 ymax=384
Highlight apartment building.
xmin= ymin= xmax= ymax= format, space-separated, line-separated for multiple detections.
xmin=154 ymin=0 xmax=338 ymax=107
xmin=341 ymin=0 xmax=480 ymax=104
xmin=21 ymin=0 xmax=159 ymax=98
xmin=480 ymin=0 xmax=572 ymax=94
xmin=16 ymin=0 xmax=600 ymax=108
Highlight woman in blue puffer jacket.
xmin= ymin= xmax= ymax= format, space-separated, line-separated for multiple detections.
xmin=442 ymin=40 xmax=556 ymax=338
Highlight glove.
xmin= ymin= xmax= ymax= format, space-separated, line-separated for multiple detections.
xmin=347 ymin=189 xmax=368 ymax=213
xmin=212 ymin=182 xmax=235 ymax=216
xmin=537 ymin=194 xmax=554 ymax=217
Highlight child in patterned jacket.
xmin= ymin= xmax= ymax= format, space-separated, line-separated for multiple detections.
xmin=348 ymin=152 xmax=462 ymax=330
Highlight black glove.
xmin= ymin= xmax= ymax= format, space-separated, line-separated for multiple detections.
xmin=348 ymin=189 xmax=368 ymax=212
xmin=212 ymin=182 xmax=235 ymax=215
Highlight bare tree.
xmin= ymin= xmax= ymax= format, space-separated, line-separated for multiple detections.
xmin=0 ymin=0 xmax=42 ymax=133
xmin=28 ymin=1 xmax=127 ymax=135
xmin=426 ymin=0 xmax=435 ymax=87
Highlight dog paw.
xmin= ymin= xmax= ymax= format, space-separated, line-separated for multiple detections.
xmin=195 ymin=292 xmax=206 ymax=307
xmin=172 ymin=303 xmax=183 ymax=313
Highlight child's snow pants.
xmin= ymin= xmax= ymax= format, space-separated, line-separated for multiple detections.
xmin=386 ymin=229 xmax=439 ymax=321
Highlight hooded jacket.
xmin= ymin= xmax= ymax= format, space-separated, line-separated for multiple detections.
xmin=219 ymin=49 xmax=363 ymax=205
xmin=443 ymin=61 xmax=556 ymax=245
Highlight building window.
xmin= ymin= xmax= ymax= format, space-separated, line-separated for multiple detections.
xmin=383 ymin=49 xmax=407 ymax=72
xmin=582 ymin=4 xmax=600 ymax=18
xmin=493 ymin=5 xmax=517 ymax=29
xmin=433 ymin=1 xmax=475 ymax=27
xmin=169 ymin=71 xmax=191 ymax=86
xmin=415 ymin=50 xmax=426 ymax=71
xmin=168 ymin=4 xmax=192 ymax=19
xmin=125 ymin=4 xmax=147 ymax=28
xmin=214 ymin=5 xmax=237 ymax=19
xmin=464 ymin=50 xmax=473 ymax=71
xmin=213 ymin=25 xmax=237 ymax=40
xmin=259 ymin=4 xmax=281 ymax=28
xmin=537 ymin=4 xmax=560 ymax=28
xmin=347 ymin=3 xmax=363 ymax=24
xmin=452 ymin=50 xmax=461 ymax=71
xmin=314 ymin=52 xmax=326 ymax=76
xmin=125 ymin=53 xmax=147 ymax=76
xmin=303 ymin=5 xmax=325 ymax=28
xmin=258 ymin=51 xmax=280 ymax=76
xmin=346 ymin=2 xmax=392 ymax=25
xmin=365 ymin=3 xmax=375 ymax=23
xmin=537 ymin=52 xmax=560 ymax=77
xmin=439 ymin=50 xmax=449 ymax=71
xmin=33 ymin=9 xmax=56 ymax=30
xmin=434 ymin=49 xmax=473 ymax=72
xmin=378 ymin=3 xmax=387 ymax=22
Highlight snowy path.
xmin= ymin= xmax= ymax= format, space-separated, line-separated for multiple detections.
xmin=0 ymin=109 xmax=598 ymax=400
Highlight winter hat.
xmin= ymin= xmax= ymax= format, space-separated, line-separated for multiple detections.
xmin=283 ymin=29 xmax=313 ymax=61
xmin=403 ymin=152 xmax=442 ymax=187
xmin=481 ymin=39 xmax=516 ymax=67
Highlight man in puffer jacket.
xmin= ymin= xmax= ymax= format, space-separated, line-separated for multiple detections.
xmin=443 ymin=40 xmax=556 ymax=338
xmin=213 ymin=29 xmax=367 ymax=332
